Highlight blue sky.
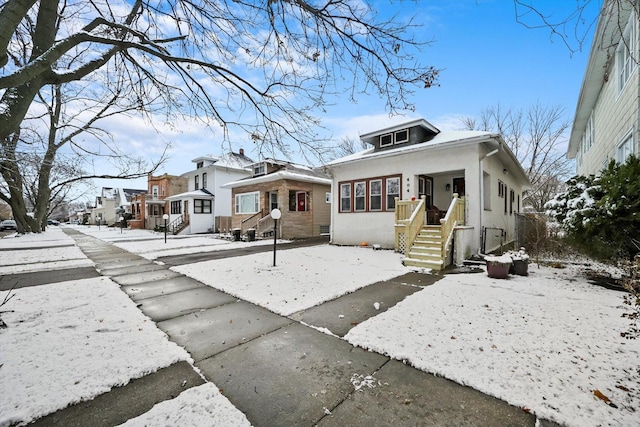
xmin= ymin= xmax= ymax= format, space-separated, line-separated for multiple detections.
xmin=89 ymin=0 xmax=599 ymax=196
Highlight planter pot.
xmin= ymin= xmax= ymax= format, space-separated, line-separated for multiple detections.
xmin=486 ymin=261 xmax=511 ymax=279
xmin=509 ymin=259 xmax=529 ymax=276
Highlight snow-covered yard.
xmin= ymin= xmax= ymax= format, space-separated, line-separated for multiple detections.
xmin=1 ymin=225 xmax=638 ymax=426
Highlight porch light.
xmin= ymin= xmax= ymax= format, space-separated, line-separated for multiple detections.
xmin=271 ymin=208 xmax=282 ymax=266
xmin=163 ymin=213 xmax=169 ymax=243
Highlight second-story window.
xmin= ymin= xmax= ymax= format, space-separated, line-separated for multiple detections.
xmin=194 ymin=175 xmax=199 ymax=190
xmin=618 ymin=12 xmax=637 ymax=92
xmin=202 ymin=173 xmax=207 ymax=189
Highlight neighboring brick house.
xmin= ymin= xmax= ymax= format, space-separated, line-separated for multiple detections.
xmin=222 ymin=159 xmax=332 ymax=239
xmin=568 ymin=0 xmax=639 ymax=174
xmin=129 ymin=173 xmax=188 ymax=230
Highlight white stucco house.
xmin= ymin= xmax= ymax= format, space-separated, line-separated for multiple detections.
xmin=165 ymin=149 xmax=254 ymax=234
xmin=568 ymin=0 xmax=639 ymax=175
xmin=326 ymin=118 xmax=530 ymax=269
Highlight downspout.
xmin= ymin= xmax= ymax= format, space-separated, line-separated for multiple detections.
xmin=478 ymin=142 xmax=501 ymax=254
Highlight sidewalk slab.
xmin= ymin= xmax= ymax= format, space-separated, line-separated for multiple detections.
xmin=97 ymin=262 xmax=167 ymax=277
xmin=121 ymin=276 xmax=205 ymax=301
xmin=196 ymin=322 xmax=388 ymax=427
xmin=95 ymin=257 xmax=155 ymax=271
xmin=110 ymin=269 xmax=182 ymax=286
xmin=317 ymin=358 xmax=537 ymax=427
xmin=158 ymin=301 xmax=292 ymax=362
xmin=290 ymin=280 xmax=426 ymax=337
xmin=0 ymin=267 xmax=100 ymax=290
xmin=28 ymin=361 xmax=205 ymax=427
xmin=136 ymin=287 xmax=238 ymax=322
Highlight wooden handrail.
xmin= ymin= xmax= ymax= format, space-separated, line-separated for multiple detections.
xmin=395 ymin=196 xmax=426 ymax=255
xmin=439 ymin=193 xmax=465 ymax=261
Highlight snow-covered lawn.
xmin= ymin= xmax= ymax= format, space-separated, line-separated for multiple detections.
xmin=0 ymin=277 xmax=190 ymax=426
xmin=2 ymin=226 xmax=638 ymax=427
xmin=172 ymin=244 xmax=408 ymax=316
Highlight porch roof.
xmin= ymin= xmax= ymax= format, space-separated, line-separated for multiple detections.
xmin=165 ymin=189 xmax=215 ymax=201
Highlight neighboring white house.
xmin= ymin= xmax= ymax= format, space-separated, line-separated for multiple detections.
xmin=326 ymin=118 xmax=530 ymax=269
xmin=90 ymin=187 xmax=145 ymax=225
xmin=568 ymin=0 xmax=639 ymax=175
xmin=165 ymin=149 xmax=254 ymax=234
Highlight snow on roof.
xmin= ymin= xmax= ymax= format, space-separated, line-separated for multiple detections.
xmin=165 ymin=189 xmax=215 ymax=200
xmin=221 ymin=170 xmax=331 ymax=189
xmin=326 ymin=130 xmax=494 ymax=167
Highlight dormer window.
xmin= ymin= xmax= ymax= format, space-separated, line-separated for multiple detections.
xmin=394 ymin=129 xmax=409 ymax=143
xmin=196 ymin=161 xmax=204 ymax=169
xmin=379 ymin=129 xmax=409 ymax=148
xmin=380 ymin=133 xmax=393 ymax=147
xmin=253 ymin=163 xmax=265 ymax=176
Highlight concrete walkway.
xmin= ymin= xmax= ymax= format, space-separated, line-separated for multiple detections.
xmin=24 ymin=229 xmax=559 ymax=426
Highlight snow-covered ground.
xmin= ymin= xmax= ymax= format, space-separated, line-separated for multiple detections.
xmin=1 ymin=225 xmax=638 ymax=427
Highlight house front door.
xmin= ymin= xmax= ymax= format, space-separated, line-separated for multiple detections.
xmin=418 ymin=175 xmax=433 ymax=207
xmin=297 ymin=191 xmax=306 ymax=212
xmin=184 ymin=200 xmax=189 ymax=220
xmin=453 ymin=177 xmax=465 ymax=196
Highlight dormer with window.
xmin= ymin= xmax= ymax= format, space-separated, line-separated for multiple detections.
xmin=253 ymin=162 xmax=266 ymax=176
xmin=361 ymin=119 xmax=440 ymax=152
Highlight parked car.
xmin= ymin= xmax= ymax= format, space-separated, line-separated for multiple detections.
xmin=0 ymin=219 xmax=17 ymax=231
xmin=47 ymin=219 xmax=60 ymax=226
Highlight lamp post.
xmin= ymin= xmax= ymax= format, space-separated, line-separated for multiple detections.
xmin=271 ymin=208 xmax=281 ymax=267
xmin=163 ymin=213 xmax=169 ymax=243
xmin=119 ymin=216 xmax=124 ymax=234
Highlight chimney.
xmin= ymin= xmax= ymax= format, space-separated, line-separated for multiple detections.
xmin=239 ymin=148 xmax=244 ymax=156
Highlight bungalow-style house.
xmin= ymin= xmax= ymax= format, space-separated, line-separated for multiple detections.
xmin=164 ymin=149 xmax=254 ymax=234
xmin=221 ymin=159 xmax=332 ymax=239
xmin=568 ymin=0 xmax=638 ymax=174
xmin=129 ymin=173 xmax=188 ymax=230
xmin=326 ymin=118 xmax=530 ymax=270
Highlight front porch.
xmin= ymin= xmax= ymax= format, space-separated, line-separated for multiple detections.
xmin=394 ymin=194 xmax=465 ymax=270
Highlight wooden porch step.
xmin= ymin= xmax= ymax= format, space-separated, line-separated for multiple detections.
xmin=402 ymin=256 xmax=444 ymax=270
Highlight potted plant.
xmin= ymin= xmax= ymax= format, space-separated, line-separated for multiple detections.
xmin=506 ymin=248 xmax=529 ymax=276
xmin=484 ymin=255 xmax=512 ymax=279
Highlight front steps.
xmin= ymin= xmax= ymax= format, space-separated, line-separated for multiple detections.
xmin=402 ymin=225 xmax=444 ymax=270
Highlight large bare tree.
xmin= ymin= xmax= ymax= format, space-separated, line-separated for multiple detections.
xmin=460 ymin=102 xmax=573 ymax=212
xmin=0 ymin=0 xmax=439 ymax=233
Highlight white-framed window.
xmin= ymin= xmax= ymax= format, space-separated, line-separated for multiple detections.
xmin=269 ymin=191 xmax=278 ymax=210
xmin=202 ymin=173 xmax=207 ymax=189
xmin=380 ymin=133 xmax=393 ymax=147
xmin=170 ymin=201 xmax=181 ymax=214
xmin=354 ymin=181 xmax=366 ymax=211
xmin=369 ymin=179 xmax=382 ymax=211
xmin=194 ymin=175 xmax=199 ymax=190
xmin=617 ymin=131 xmax=634 ymax=163
xmin=585 ymin=114 xmax=594 ymax=151
xmin=235 ymin=191 xmax=259 ymax=214
xmin=394 ymin=129 xmax=409 ymax=143
xmin=194 ymin=199 xmax=212 ymax=214
xmin=325 ymin=192 xmax=331 ymax=203
xmin=340 ymin=183 xmax=351 ymax=212
xmin=483 ymin=172 xmax=491 ymax=211
xmin=386 ymin=177 xmax=400 ymax=210
xmin=152 ymin=185 xmax=159 ymax=197
xmin=618 ymin=12 xmax=637 ymax=92
xmin=253 ymin=163 xmax=265 ymax=176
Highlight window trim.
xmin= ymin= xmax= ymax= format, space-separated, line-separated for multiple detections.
xmin=194 ymin=198 xmax=212 ymax=214
xmin=194 ymin=175 xmax=199 ymax=190
xmin=202 ymin=172 xmax=207 ymax=189
xmin=617 ymin=130 xmax=634 ymax=163
xmin=369 ymin=179 xmax=382 ymax=211
xmin=386 ymin=177 xmax=400 ymax=211
xmin=339 ymin=175 xmax=401 ymax=213
xmin=617 ymin=12 xmax=637 ymax=93
xmin=354 ymin=181 xmax=367 ymax=212
xmin=235 ymin=191 xmax=260 ymax=214
xmin=380 ymin=133 xmax=393 ymax=147
xmin=340 ymin=183 xmax=352 ymax=212
xmin=394 ymin=129 xmax=409 ymax=144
